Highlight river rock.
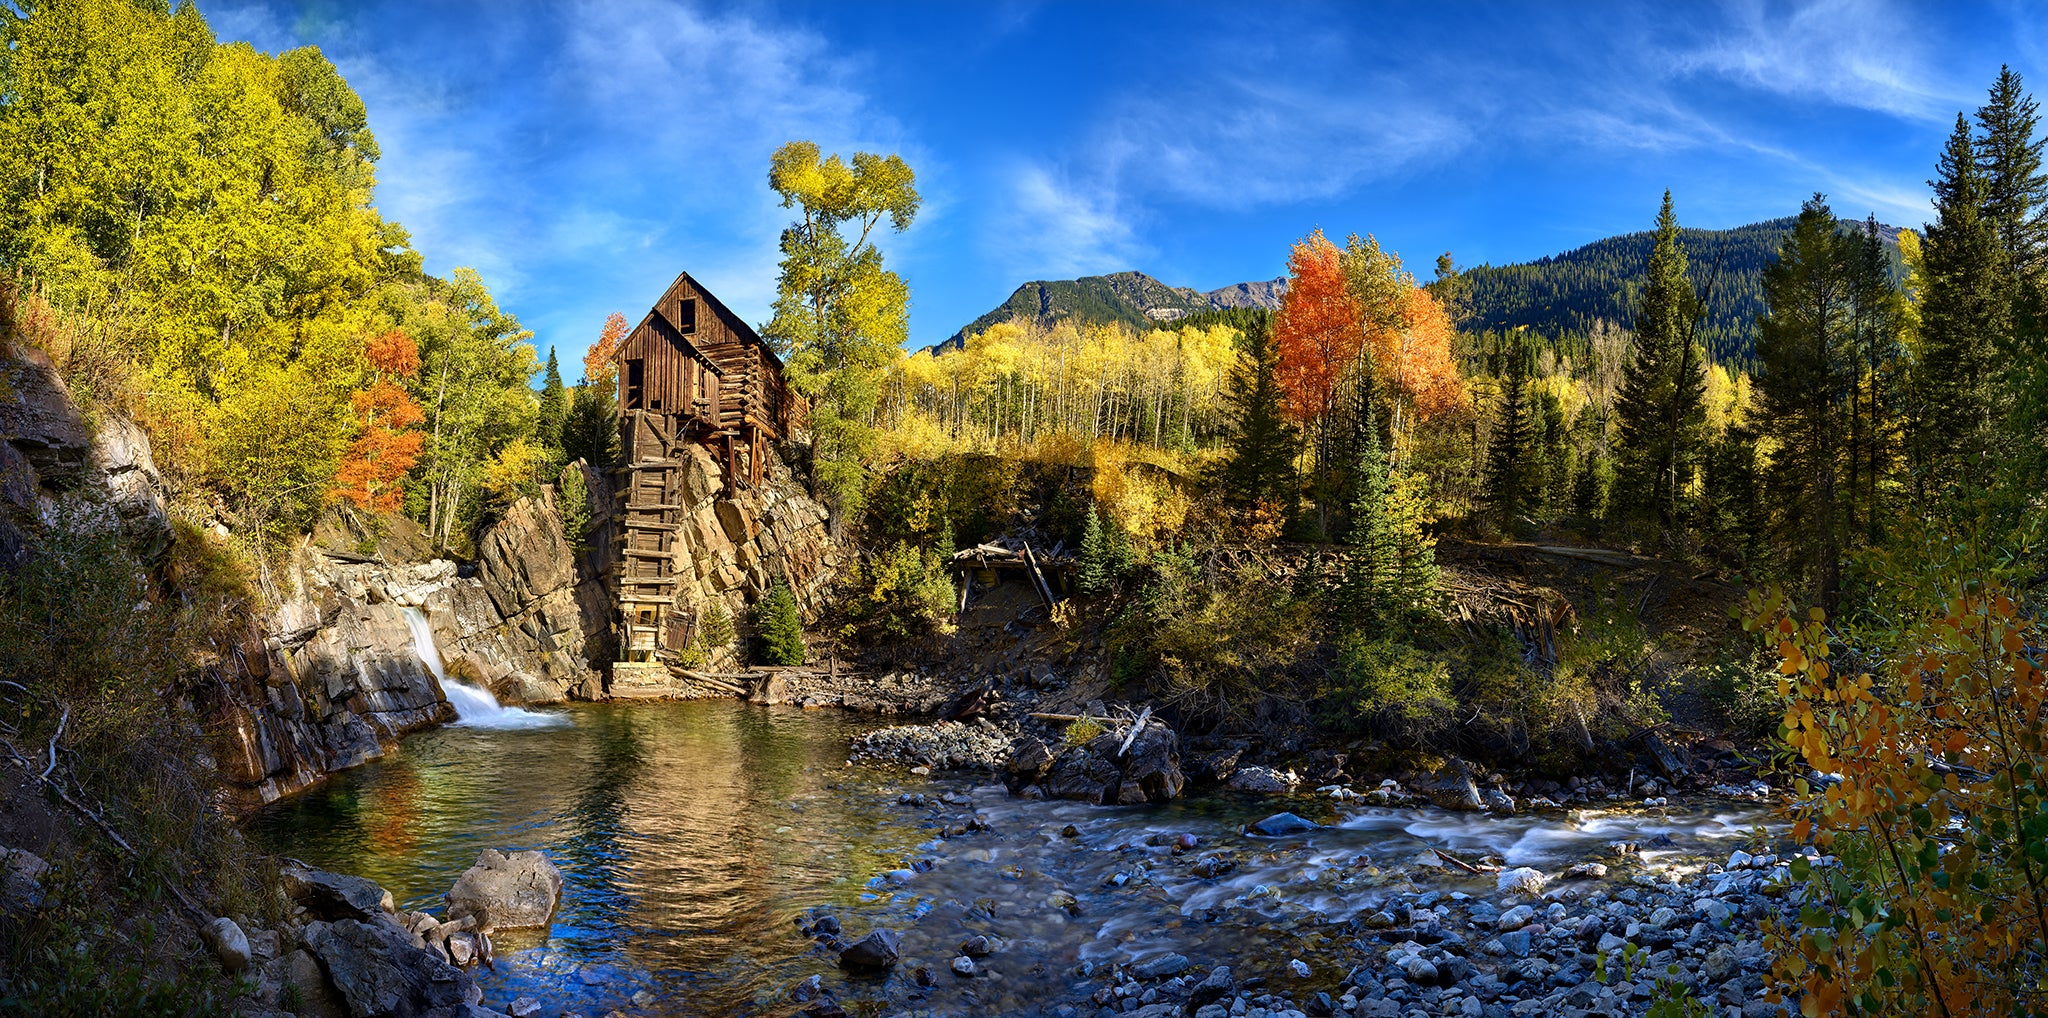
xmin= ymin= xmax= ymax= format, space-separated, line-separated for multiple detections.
xmin=1224 ymin=765 xmax=1296 ymax=793
xmin=200 ymin=916 xmax=251 ymax=973
xmin=1563 ymin=861 xmax=1608 ymax=880
xmin=1412 ymin=757 xmax=1484 ymax=810
xmin=1130 ymin=952 xmax=1190 ymax=979
xmin=1495 ymin=904 xmax=1535 ymax=931
xmin=282 ymin=864 xmax=395 ymax=921
xmin=508 ymin=998 xmax=544 ymax=1018
xmin=838 ymin=930 xmax=902 ymax=970
xmin=1397 ymin=954 xmax=1438 ymax=984
xmin=951 ymin=955 xmax=977 ymax=977
xmin=445 ymin=849 xmax=563 ymax=930
xmin=960 ymin=934 xmax=993 ymax=957
xmin=1248 ymin=812 xmax=1319 ymax=836
xmin=1496 ymin=866 xmax=1546 ymax=898
xmin=305 ymin=917 xmax=477 ymax=1017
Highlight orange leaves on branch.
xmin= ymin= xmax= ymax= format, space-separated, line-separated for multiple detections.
xmin=335 ymin=330 xmax=425 ymax=513
xmin=1273 ymin=229 xmax=1363 ymax=425
xmin=1367 ymin=286 xmax=1465 ymax=423
xmin=585 ymin=312 xmax=628 ymax=384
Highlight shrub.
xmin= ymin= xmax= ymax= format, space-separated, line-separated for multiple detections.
xmin=841 ymin=541 xmax=956 ymax=643
xmin=1064 ymin=716 xmax=1106 ymax=746
xmin=1323 ymin=636 xmax=1458 ymax=742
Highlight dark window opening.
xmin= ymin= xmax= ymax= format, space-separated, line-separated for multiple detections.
xmin=625 ymin=359 xmax=646 ymax=409
xmin=678 ymin=298 xmax=698 ymax=334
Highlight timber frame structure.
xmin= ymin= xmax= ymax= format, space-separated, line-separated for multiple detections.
xmin=610 ymin=271 xmax=804 ymax=664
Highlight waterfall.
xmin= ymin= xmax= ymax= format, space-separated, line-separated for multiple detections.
xmin=401 ymin=607 xmax=566 ymax=730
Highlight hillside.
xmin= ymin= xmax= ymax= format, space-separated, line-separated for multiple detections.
xmin=939 ymin=271 xmax=1285 ymax=350
xmin=944 ymin=218 xmax=1903 ymax=364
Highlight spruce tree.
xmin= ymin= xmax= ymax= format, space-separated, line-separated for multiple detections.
xmin=537 ymin=347 xmax=567 ymax=453
xmin=1756 ymin=195 xmax=1860 ymax=610
xmin=1343 ymin=406 xmax=1395 ymax=625
xmin=1483 ymin=348 xmax=1534 ymax=527
xmin=1614 ymin=190 xmax=1708 ymax=536
xmin=757 ymin=579 xmax=806 ymax=666
xmin=1976 ymin=66 xmax=2048 ymax=285
xmin=1916 ymin=114 xmax=2009 ymax=493
xmin=1076 ymin=504 xmax=1110 ymax=598
xmin=1213 ymin=316 xmax=1299 ymax=515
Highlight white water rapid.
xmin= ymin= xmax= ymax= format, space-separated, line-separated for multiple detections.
xmin=401 ymin=607 xmax=566 ymax=729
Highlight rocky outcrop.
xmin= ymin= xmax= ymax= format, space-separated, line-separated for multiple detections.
xmin=1008 ymin=725 xmax=1186 ymax=805
xmin=0 ymin=345 xmax=170 ymax=562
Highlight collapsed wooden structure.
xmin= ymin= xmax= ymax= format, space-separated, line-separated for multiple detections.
xmin=949 ymin=536 xmax=1072 ymax=613
xmin=609 ymin=271 xmax=804 ymax=664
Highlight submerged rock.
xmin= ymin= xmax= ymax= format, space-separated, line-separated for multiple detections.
xmin=838 ymin=930 xmax=902 ymax=970
xmin=1248 ymin=812 xmax=1320 ymax=836
xmin=445 ymin=849 xmax=563 ymax=930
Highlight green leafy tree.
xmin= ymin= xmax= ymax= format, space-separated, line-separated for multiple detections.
xmin=756 ymin=578 xmax=806 ymax=666
xmin=1614 ymin=190 xmax=1708 ymax=536
xmin=407 ymin=269 xmax=538 ymax=551
xmin=763 ymin=141 xmax=919 ymax=525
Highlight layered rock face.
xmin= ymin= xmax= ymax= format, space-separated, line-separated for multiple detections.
xmin=0 ymin=345 xmax=171 ymax=565
xmin=206 ymin=476 xmax=610 ymax=805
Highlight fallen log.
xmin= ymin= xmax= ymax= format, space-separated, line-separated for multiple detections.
xmin=1116 ymin=705 xmax=1152 ymax=757
xmin=1430 ymin=846 xmax=1483 ymax=875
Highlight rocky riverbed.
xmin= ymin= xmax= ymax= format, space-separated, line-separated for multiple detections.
xmin=248 ymin=701 xmax=1796 ymax=1018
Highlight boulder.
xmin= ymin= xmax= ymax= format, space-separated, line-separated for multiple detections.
xmin=271 ymin=948 xmax=351 ymax=1018
xmin=1031 ymin=724 xmax=1185 ymax=805
xmin=304 ymin=917 xmax=476 ymax=1017
xmin=0 ymin=846 xmax=49 ymax=913
xmin=1411 ymin=757 xmax=1484 ymax=811
xmin=837 ymin=930 xmax=902 ymax=970
xmin=445 ymin=849 xmax=563 ymax=930
xmin=1496 ymin=867 xmax=1547 ymax=898
xmin=282 ymin=864 xmax=395 ymax=921
xmin=1224 ymin=765 xmax=1296 ymax=793
xmin=200 ymin=916 xmax=252 ymax=973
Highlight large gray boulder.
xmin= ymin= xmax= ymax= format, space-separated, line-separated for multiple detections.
xmin=282 ymin=864 xmax=395 ymax=922
xmin=1026 ymin=724 xmax=1185 ymax=805
xmin=303 ymin=917 xmax=480 ymax=1017
xmin=444 ymin=849 xmax=562 ymax=930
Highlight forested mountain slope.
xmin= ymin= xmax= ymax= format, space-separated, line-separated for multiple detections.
xmin=939 ymin=271 xmax=1285 ymax=350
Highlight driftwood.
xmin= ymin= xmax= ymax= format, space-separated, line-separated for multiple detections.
xmin=1430 ymin=846 xmax=1483 ymax=874
xmin=1116 ymin=705 xmax=1152 ymax=756
xmin=678 ymin=670 xmax=747 ymax=694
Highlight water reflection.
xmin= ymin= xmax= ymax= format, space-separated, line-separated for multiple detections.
xmin=247 ymin=703 xmax=1772 ymax=1017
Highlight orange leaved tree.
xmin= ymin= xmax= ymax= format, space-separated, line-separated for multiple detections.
xmin=334 ymin=330 xmax=425 ymax=513
xmin=1749 ymin=580 xmax=2048 ymax=1016
xmin=1366 ymin=285 xmax=1466 ymax=453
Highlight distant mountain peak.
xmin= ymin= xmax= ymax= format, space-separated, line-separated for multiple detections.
xmin=940 ymin=271 xmax=1287 ymax=350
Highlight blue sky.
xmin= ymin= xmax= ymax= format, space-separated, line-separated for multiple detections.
xmin=207 ymin=1 xmax=2048 ymax=368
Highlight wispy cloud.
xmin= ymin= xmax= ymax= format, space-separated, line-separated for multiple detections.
xmin=1677 ymin=0 xmax=1973 ymax=121
xmin=992 ymin=165 xmax=1146 ymax=279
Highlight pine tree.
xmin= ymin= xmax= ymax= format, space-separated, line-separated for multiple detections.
xmin=1756 ymin=195 xmax=1862 ymax=610
xmin=1483 ymin=347 xmax=1534 ymax=526
xmin=1614 ymin=190 xmax=1708 ymax=536
xmin=1214 ymin=316 xmax=1301 ymax=517
xmin=1976 ymin=66 xmax=2048 ymax=286
xmin=1343 ymin=407 xmax=1395 ymax=625
xmin=757 ymin=579 xmax=806 ymax=666
xmin=1915 ymin=114 xmax=2009 ymax=494
xmin=1076 ymin=504 xmax=1110 ymax=598
xmin=537 ymin=347 xmax=567 ymax=452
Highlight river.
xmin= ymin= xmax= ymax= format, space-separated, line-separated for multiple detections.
xmin=245 ymin=701 xmax=1770 ymax=1017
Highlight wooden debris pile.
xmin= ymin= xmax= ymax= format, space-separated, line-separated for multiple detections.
xmin=950 ymin=536 xmax=1072 ymax=612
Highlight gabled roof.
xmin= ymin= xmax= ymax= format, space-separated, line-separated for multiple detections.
xmin=616 ymin=270 xmax=788 ymax=373
xmin=621 ymin=305 xmax=722 ymax=374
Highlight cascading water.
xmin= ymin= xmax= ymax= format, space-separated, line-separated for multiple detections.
xmin=401 ymin=606 xmax=565 ymax=729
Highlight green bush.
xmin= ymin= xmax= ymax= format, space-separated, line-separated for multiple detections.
xmin=1699 ymin=649 xmax=1783 ymax=739
xmin=841 ymin=541 xmax=956 ymax=643
xmin=1323 ymin=636 xmax=1458 ymax=742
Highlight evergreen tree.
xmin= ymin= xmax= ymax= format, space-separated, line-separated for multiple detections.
xmin=537 ymin=347 xmax=567 ymax=452
xmin=1213 ymin=316 xmax=1300 ymax=515
xmin=1614 ymin=190 xmax=1708 ymax=536
xmin=1976 ymin=66 xmax=2048 ymax=286
xmin=1076 ymin=504 xmax=1111 ymax=598
xmin=1915 ymin=114 xmax=2009 ymax=494
xmin=936 ymin=517 xmax=956 ymax=559
xmin=1844 ymin=217 xmax=1904 ymax=543
xmin=1483 ymin=346 xmax=1534 ymax=526
xmin=559 ymin=378 xmax=620 ymax=468
xmin=1755 ymin=196 xmax=1862 ymax=610
xmin=757 ymin=578 xmax=806 ymax=666
xmin=1343 ymin=408 xmax=1395 ymax=625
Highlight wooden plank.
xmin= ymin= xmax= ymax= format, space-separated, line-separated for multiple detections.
xmin=1020 ymin=543 xmax=1056 ymax=608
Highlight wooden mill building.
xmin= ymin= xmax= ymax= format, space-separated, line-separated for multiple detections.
xmin=610 ymin=271 xmax=802 ymax=664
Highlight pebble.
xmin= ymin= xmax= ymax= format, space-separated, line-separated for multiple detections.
xmin=952 ymin=955 xmax=978 ymax=977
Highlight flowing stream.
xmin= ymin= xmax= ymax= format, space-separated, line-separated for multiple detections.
xmin=401 ymin=607 xmax=567 ymax=730
xmin=244 ymin=702 xmax=1771 ymax=1017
